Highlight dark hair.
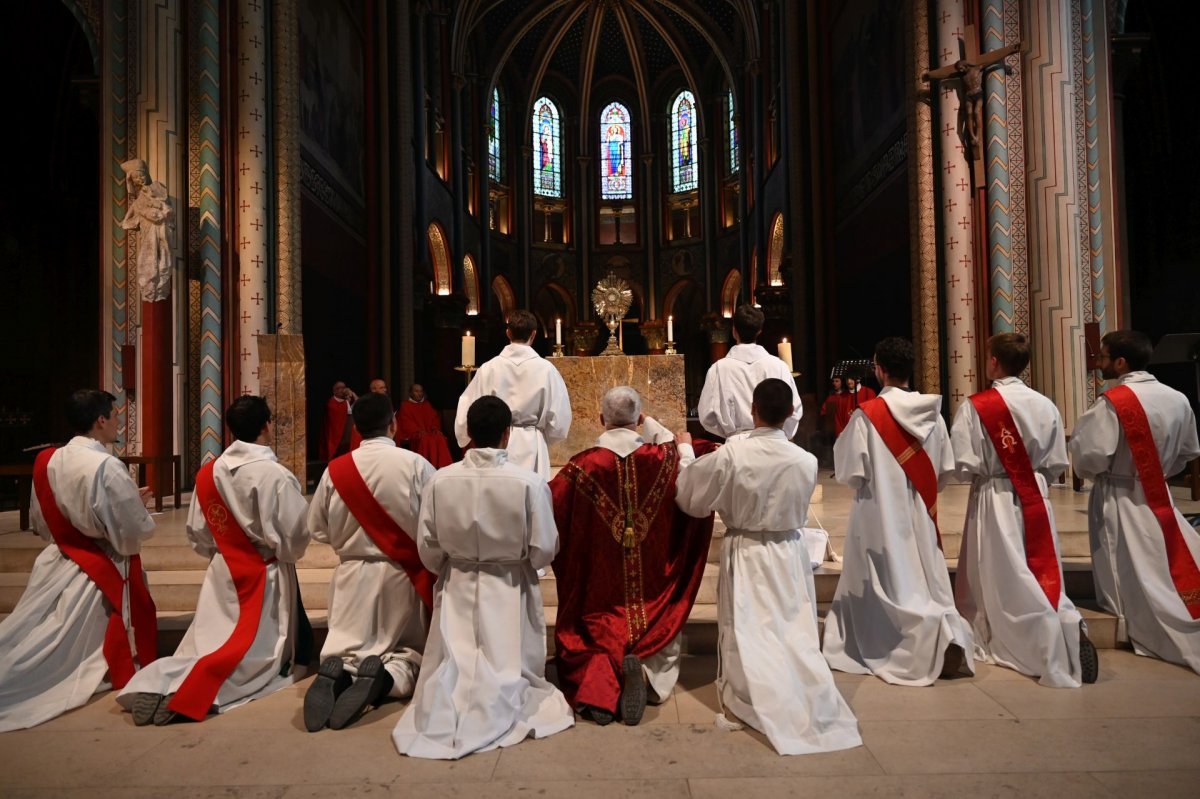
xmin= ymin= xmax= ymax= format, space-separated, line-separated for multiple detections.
xmin=507 ymin=309 xmax=538 ymax=342
xmin=467 ymin=395 xmax=512 ymax=448
xmin=225 ymin=395 xmax=271 ymax=442
xmin=753 ymin=378 xmax=794 ymax=427
xmin=1102 ymin=330 xmax=1153 ymax=372
xmin=874 ymin=336 xmax=915 ymax=383
xmin=988 ymin=332 xmax=1030 ymax=376
xmin=66 ymin=389 xmax=117 ymax=434
xmin=732 ymin=303 xmax=764 ymax=343
xmin=352 ymin=392 xmax=394 ymax=438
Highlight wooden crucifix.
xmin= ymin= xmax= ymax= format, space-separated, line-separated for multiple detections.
xmin=923 ymin=33 xmax=1021 ymax=186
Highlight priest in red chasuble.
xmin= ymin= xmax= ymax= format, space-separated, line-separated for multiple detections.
xmin=550 ymin=387 xmax=715 ymax=726
xmin=321 ymin=380 xmax=362 ymax=462
xmin=396 ymin=383 xmax=453 ymax=468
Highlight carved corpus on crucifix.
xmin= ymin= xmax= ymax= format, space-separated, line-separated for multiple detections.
xmin=922 ymin=38 xmax=1021 ymax=185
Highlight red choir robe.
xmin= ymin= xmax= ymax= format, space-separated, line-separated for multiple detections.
xmin=549 ymin=437 xmax=716 ymax=715
xmin=822 ymin=392 xmax=846 ymax=436
xmin=320 ymin=397 xmax=362 ymax=463
xmin=396 ymin=399 xmax=453 ymax=468
xmin=837 ymin=386 xmax=877 ymax=435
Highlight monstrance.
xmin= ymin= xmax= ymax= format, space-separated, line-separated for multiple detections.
xmin=592 ymin=272 xmax=633 ymax=356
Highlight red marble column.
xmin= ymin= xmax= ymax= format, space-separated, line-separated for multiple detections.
xmin=141 ymin=299 xmax=173 ymax=496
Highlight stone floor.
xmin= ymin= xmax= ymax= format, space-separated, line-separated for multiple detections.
xmin=1 ymin=650 xmax=1199 ymax=798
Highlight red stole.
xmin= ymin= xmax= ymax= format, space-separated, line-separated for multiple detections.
xmin=1104 ymin=384 xmax=1200 ymax=619
xmin=326 ymin=453 xmax=437 ymax=608
xmin=969 ymin=389 xmax=1062 ymax=609
xmin=167 ymin=462 xmax=276 ymax=720
xmin=860 ymin=397 xmax=943 ymax=550
xmin=31 ymin=448 xmax=158 ymax=689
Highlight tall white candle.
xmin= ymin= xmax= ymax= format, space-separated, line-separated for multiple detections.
xmin=778 ymin=337 xmax=794 ymax=372
xmin=555 ymin=318 xmax=562 ymax=345
xmin=667 ymin=315 xmax=674 ymax=341
xmin=462 ymin=332 xmax=475 ymax=367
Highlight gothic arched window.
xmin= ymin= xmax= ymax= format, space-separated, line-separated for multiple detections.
xmin=727 ymin=87 xmax=739 ymax=174
xmin=671 ymin=90 xmax=698 ymax=193
xmin=488 ymin=87 xmax=502 ymax=182
xmin=599 ymin=102 xmax=633 ymax=200
xmin=532 ymin=96 xmax=562 ymax=198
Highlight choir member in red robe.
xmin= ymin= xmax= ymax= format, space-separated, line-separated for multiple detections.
xmin=396 ymin=383 xmax=453 ymax=468
xmin=841 ymin=374 xmax=877 ymax=429
xmin=550 ymin=387 xmax=715 ymax=726
xmin=821 ymin=376 xmax=847 ymax=435
xmin=321 ymin=381 xmax=361 ymax=463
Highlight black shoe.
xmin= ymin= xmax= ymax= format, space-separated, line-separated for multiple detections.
xmin=131 ymin=693 xmax=164 ymax=727
xmin=940 ymin=644 xmax=965 ymax=679
xmin=153 ymin=693 xmax=192 ymax=726
xmin=1079 ymin=624 xmax=1099 ymax=684
xmin=619 ymin=654 xmax=647 ymax=726
xmin=580 ymin=704 xmax=615 ymax=726
xmin=304 ymin=657 xmax=353 ymax=732
xmin=329 ymin=655 xmax=394 ymax=730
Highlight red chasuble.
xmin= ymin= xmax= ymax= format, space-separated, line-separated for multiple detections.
xmin=550 ymin=440 xmax=716 ymax=714
xmin=167 ymin=462 xmax=275 ymax=721
xmin=1104 ymin=385 xmax=1200 ymax=618
xmin=969 ymin=388 xmax=1061 ymax=609
xmin=320 ymin=397 xmax=361 ymax=462
xmin=396 ymin=399 xmax=453 ymax=468
xmin=326 ymin=453 xmax=437 ymax=607
xmin=860 ymin=397 xmax=943 ymax=550
xmin=32 ymin=448 xmax=158 ymax=689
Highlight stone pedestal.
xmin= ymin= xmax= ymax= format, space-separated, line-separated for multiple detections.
xmin=257 ymin=333 xmax=306 ymax=485
xmin=548 ymin=355 xmax=686 ymax=465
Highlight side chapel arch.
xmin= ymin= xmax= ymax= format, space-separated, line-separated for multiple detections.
xmin=427 ymin=221 xmax=451 ymax=296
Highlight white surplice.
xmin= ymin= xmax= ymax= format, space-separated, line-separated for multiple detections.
xmin=698 ymin=344 xmax=802 ymax=441
xmin=392 ymin=448 xmax=574 ymax=759
xmin=308 ymin=437 xmax=435 ymax=697
xmin=453 ymin=343 xmax=572 ymax=478
xmin=117 ymin=441 xmax=310 ymax=714
xmin=675 ymin=427 xmax=862 ymax=755
xmin=1070 ymin=371 xmax=1200 ymax=673
xmin=951 ymin=377 xmax=1085 ymax=687
xmin=823 ymin=387 xmax=975 ymax=685
xmin=0 ymin=437 xmax=155 ymax=732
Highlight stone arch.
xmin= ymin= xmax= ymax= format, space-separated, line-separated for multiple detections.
xmin=426 ymin=221 xmax=451 ymax=295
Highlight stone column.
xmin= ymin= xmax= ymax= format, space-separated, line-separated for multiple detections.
xmin=273 ymin=0 xmax=302 ymax=335
xmin=905 ymin=0 xmax=941 ymax=394
xmin=236 ymin=0 xmax=270 ymax=395
xmin=932 ymin=0 xmax=979 ymax=410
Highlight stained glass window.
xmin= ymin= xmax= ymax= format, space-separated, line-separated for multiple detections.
xmin=599 ymin=102 xmax=633 ymax=200
xmin=727 ymin=87 xmax=739 ymax=173
xmin=488 ymin=87 xmax=501 ymax=182
xmin=532 ymin=96 xmax=561 ymax=198
xmin=671 ymin=90 xmax=698 ymax=193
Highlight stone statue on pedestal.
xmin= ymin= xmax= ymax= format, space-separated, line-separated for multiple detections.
xmin=120 ymin=159 xmax=175 ymax=302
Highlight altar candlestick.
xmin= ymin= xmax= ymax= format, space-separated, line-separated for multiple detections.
xmin=462 ymin=331 xmax=475 ymax=367
xmin=778 ymin=337 xmax=794 ymax=372
xmin=667 ymin=315 xmax=674 ymax=341
xmin=555 ymin=318 xmax=562 ymax=345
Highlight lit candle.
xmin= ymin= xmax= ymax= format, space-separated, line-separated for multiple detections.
xmin=462 ymin=331 xmax=475 ymax=367
xmin=778 ymin=337 xmax=794 ymax=372
xmin=555 ymin=317 xmax=562 ymax=345
xmin=667 ymin=315 xmax=674 ymax=341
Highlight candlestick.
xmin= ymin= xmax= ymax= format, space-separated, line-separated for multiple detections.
xmin=778 ymin=337 xmax=794 ymax=373
xmin=462 ymin=332 xmax=475 ymax=367
xmin=551 ymin=342 xmax=565 ymax=358
xmin=555 ymin=317 xmax=562 ymax=345
xmin=453 ymin=365 xmax=477 ymax=384
xmin=667 ymin=315 xmax=674 ymax=341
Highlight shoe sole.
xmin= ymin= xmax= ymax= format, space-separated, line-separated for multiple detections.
xmin=620 ymin=654 xmax=647 ymax=726
xmin=131 ymin=693 xmax=163 ymax=727
xmin=304 ymin=657 xmax=347 ymax=732
xmin=153 ymin=693 xmax=182 ymax=726
xmin=329 ymin=656 xmax=391 ymax=731
xmin=1080 ymin=631 xmax=1099 ymax=684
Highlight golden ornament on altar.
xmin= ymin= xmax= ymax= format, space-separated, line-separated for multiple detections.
xmin=593 ymin=272 xmax=633 ymax=356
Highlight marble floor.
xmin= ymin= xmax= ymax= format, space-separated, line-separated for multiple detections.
xmin=0 ymin=649 xmax=1198 ymax=798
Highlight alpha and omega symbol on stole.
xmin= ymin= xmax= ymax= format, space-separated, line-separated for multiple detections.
xmin=999 ymin=424 xmax=1017 ymax=453
xmin=207 ymin=503 xmax=229 ymax=534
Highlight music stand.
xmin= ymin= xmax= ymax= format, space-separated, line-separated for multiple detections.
xmin=1150 ymin=333 xmax=1200 ymax=408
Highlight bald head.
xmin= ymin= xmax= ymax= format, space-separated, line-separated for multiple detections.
xmin=601 ymin=386 xmax=642 ymax=429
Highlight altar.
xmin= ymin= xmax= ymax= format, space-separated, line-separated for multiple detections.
xmin=547 ymin=354 xmax=687 ymax=466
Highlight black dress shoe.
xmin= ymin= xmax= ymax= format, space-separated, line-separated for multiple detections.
xmin=304 ymin=657 xmax=353 ymax=732
xmin=1079 ymin=623 xmax=1099 ymax=684
xmin=153 ymin=693 xmax=196 ymax=726
xmin=329 ymin=655 xmax=394 ymax=730
xmin=580 ymin=704 xmax=615 ymax=726
xmin=940 ymin=644 xmax=965 ymax=679
xmin=619 ymin=654 xmax=647 ymax=726
xmin=131 ymin=693 xmax=164 ymax=727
